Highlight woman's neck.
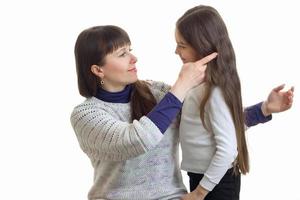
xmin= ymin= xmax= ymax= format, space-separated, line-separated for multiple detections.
xmin=101 ymin=84 xmax=126 ymax=93
xmin=96 ymin=84 xmax=133 ymax=103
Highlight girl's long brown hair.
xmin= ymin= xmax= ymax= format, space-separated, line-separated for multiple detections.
xmin=177 ymin=5 xmax=249 ymax=174
xmin=74 ymin=25 xmax=156 ymax=120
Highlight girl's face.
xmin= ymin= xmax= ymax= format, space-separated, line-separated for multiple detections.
xmin=175 ymin=29 xmax=198 ymax=63
xmin=92 ymin=45 xmax=138 ymax=92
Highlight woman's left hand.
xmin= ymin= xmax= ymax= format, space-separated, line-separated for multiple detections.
xmin=261 ymin=84 xmax=294 ymax=116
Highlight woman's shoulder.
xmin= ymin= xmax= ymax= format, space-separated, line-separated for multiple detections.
xmin=144 ymin=80 xmax=171 ymax=94
xmin=71 ymin=97 xmax=109 ymax=117
xmin=72 ymin=97 xmax=101 ymax=109
xmin=142 ymin=80 xmax=171 ymax=101
xmin=70 ymin=97 xmax=127 ymax=129
xmin=71 ymin=97 xmax=130 ymax=119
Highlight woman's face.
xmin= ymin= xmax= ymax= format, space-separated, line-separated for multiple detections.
xmin=175 ymin=29 xmax=198 ymax=63
xmin=94 ymin=45 xmax=138 ymax=92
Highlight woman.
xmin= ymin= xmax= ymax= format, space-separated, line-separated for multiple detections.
xmin=71 ymin=25 xmax=216 ymax=200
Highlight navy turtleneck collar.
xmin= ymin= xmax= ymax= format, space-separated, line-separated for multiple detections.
xmin=95 ymin=85 xmax=133 ymax=103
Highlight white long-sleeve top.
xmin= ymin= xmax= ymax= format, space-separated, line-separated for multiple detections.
xmin=179 ymin=84 xmax=238 ymax=191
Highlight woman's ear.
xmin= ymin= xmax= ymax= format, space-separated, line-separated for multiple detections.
xmin=91 ymin=65 xmax=104 ymax=79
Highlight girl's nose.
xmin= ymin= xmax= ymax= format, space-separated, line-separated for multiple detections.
xmin=175 ymin=46 xmax=179 ymax=55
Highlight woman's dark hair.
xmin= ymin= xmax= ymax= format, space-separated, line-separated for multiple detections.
xmin=74 ymin=25 xmax=156 ymax=120
xmin=177 ymin=5 xmax=249 ymax=174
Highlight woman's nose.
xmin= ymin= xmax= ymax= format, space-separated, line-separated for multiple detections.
xmin=130 ymin=53 xmax=137 ymax=63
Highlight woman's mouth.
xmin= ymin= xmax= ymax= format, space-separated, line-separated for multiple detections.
xmin=128 ymin=67 xmax=137 ymax=72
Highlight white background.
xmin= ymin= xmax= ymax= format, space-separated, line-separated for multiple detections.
xmin=0 ymin=0 xmax=299 ymax=199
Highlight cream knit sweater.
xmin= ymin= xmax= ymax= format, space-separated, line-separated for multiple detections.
xmin=70 ymin=81 xmax=186 ymax=200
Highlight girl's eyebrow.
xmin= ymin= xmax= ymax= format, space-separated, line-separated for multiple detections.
xmin=177 ymin=41 xmax=187 ymax=45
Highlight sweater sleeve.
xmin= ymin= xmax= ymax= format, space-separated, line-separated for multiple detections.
xmin=244 ymin=102 xmax=272 ymax=127
xmin=147 ymin=92 xmax=182 ymax=133
xmin=200 ymin=87 xmax=238 ymax=191
xmin=70 ymin=102 xmax=163 ymax=161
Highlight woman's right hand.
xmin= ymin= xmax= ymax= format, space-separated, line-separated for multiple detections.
xmin=170 ymin=52 xmax=218 ymax=101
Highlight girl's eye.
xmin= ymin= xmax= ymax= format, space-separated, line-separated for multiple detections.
xmin=176 ymin=44 xmax=185 ymax=49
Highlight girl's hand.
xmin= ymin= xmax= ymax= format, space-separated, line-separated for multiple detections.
xmin=181 ymin=185 xmax=208 ymax=200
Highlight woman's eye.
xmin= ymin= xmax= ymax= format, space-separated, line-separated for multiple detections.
xmin=119 ymin=48 xmax=132 ymax=57
xmin=120 ymin=49 xmax=132 ymax=57
xmin=119 ymin=52 xmax=127 ymax=57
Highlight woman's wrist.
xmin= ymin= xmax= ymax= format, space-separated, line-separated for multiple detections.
xmin=170 ymin=79 xmax=190 ymax=102
xmin=261 ymin=101 xmax=271 ymax=116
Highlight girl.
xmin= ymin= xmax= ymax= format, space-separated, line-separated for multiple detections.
xmin=176 ymin=5 xmax=294 ymax=200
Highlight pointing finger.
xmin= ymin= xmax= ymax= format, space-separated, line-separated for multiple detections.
xmin=195 ymin=52 xmax=218 ymax=66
